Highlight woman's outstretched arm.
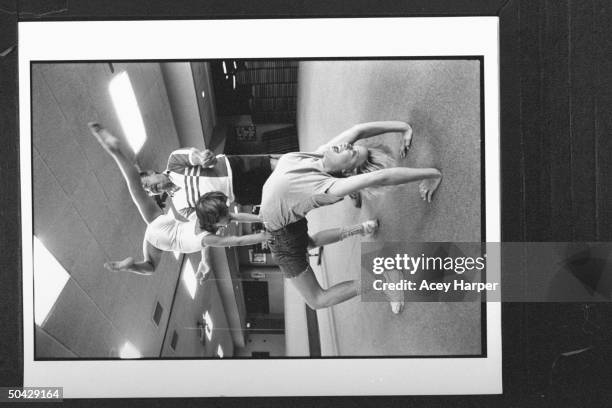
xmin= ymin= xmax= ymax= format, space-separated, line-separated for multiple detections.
xmin=229 ymin=212 xmax=262 ymax=223
xmin=316 ymin=121 xmax=413 ymax=157
xmin=201 ymin=231 xmax=269 ymax=248
xmin=327 ymin=167 xmax=442 ymax=201
xmin=195 ymin=246 xmax=211 ymax=285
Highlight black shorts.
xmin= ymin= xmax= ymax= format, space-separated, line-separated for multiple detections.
xmin=226 ymin=155 xmax=273 ymax=205
xmin=267 ymin=218 xmax=310 ymax=278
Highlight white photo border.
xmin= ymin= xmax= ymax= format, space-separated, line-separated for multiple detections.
xmin=19 ymin=17 xmax=501 ymax=397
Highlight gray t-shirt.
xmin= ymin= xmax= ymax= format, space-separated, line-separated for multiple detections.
xmin=260 ymin=152 xmax=343 ymax=231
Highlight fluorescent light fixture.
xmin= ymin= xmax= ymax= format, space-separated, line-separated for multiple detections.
xmin=119 ymin=341 xmax=142 ymax=359
xmin=181 ymin=259 xmax=197 ymax=299
xmin=222 ymin=61 xmax=227 ymax=75
xmin=232 ymin=75 xmax=236 ymax=90
xmin=109 ymin=71 xmax=147 ymax=154
xmin=233 ymin=61 xmax=238 ymax=69
xmin=217 ymin=345 xmax=224 ymax=358
xmin=33 ymin=236 xmax=70 ymax=326
xmin=203 ymin=311 xmax=213 ymax=341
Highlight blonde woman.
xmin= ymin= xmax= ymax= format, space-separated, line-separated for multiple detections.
xmin=259 ymin=121 xmax=442 ymax=313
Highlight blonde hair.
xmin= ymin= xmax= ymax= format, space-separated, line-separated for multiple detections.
xmin=355 ymin=146 xmax=395 ymax=175
xmin=353 ymin=146 xmax=396 ymax=199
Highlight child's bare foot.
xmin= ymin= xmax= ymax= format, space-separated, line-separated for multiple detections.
xmin=104 ymin=257 xmax=135 ymax=273
xmin=382 ymin=269 xmax=405 ymax=314
xmin=360 ymin=219 xmax=379 ymax=238
xmin=419 ymin=173 xmax=442 ymax=203
xmin=88 ymin=122 xmax=120 ymax=154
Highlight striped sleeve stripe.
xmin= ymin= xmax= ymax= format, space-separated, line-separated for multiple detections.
xmin=190 ymin=166 xmax=200 ymax=207
xmin=194 ymin=166 xmax=201 ymax=203
xmin=183 ymin=168 xmax=193 ymax=208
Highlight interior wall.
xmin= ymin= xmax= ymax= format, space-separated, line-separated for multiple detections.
xmin=32 ymin=62 xmax=183 ymax=358
xmin=236 ymin=334 xmax=286 ymax=357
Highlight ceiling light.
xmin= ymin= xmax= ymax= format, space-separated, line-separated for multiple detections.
xmin=109 ymin=72 xmax=147 ymax=154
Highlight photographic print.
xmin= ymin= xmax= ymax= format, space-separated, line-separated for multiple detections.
xmin=20 ymin=18 xmax=501 ymax=397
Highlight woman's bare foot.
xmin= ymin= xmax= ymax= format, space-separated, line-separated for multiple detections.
xmin=419 ymin=173 xmax=442 ymax=203
xmin=382 ymin=269 xmax=405 ymax=314
xmin=104 ymin=257 xmax=135 ymax=273
xmin=88 ymin=122 xmax=121 ymax=154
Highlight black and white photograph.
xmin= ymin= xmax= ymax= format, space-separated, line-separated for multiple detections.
xmin=4 ymin=1 xmax=612 ymax=405
xmin=31 ymin=57 xmax=483 ymax=360
xmin=19 ymin=18 xmax=501 ymax=397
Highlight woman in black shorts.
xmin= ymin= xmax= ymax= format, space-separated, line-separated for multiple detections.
xmin=197 ymin=121 xmax=443 ymax=314
xmin=258 ymin=121 xmax=442 ymax=313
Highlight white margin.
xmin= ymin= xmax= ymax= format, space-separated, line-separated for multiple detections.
xmin=19 ymin=17 xmax=501 ymax=398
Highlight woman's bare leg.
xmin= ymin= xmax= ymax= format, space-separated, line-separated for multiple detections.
xmin=105 ymin=239 xmax=163 ymax=275
xmin=308 ymin=219 xmax=379 ymax=248
xmin=305 ymin=220 xmax=404 ymax=313
xmin=290 ymin=266 xmax=360 ymax=310
xmin=88 ymin=122 xmax=162 ymax=224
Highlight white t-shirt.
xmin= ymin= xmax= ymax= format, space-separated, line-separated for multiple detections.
xmin=144 ymin=212 xmax=208 ymax=254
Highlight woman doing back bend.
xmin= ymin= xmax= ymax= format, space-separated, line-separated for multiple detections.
xmin=258 ymin=121 xmax=442 ymax=313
